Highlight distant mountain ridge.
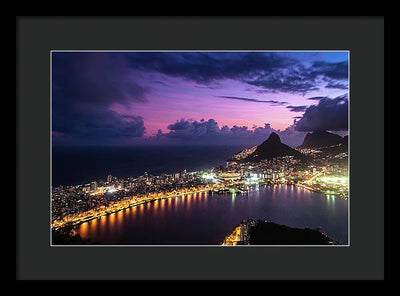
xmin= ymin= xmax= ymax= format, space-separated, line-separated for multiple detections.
xmin=232 ymin=131 xmax=348 ymax=163
xmin=318 ymin=135 xmax=348 ymax=155
xmin=298 ymin=131 xmax=346 ymax=149
xmin=242 ymin=132 xmax=304 ymax=162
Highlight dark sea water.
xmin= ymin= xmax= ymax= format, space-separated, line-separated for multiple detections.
xmin=76 ymin=185 xmax=349 ymax=245
xmin=52 ymin=146 xmax=245 ymax=187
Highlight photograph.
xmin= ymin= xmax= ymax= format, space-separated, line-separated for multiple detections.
xmin=50 ymin=50 xmax=349 ymax=246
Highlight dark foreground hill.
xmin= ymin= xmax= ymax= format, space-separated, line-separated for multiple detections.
xmin=243 ymin=132 xmax=304 ymax=162
xmin=249 ymin=221 xmax=334 ymax=245
xmin=298 ymin=130 xmax=345 ymax=149
xmin=52 ymin=227 xmax=98 ymax=245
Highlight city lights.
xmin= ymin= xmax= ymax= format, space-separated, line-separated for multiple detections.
xmin=318 ymin=176 xmax=348 ymax=185
xmin=245 ymin=174 xmax=260 ymax=184
xmin=201 ymin=173 xmax=218 ymax=183
xmin=52 ymin=150 xmax=349 ymax=230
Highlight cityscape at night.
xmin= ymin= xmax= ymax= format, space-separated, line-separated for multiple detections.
xmin=51 ymin=51 xmax=349 ymax=245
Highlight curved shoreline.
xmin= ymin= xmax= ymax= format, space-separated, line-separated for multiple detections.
xmin=52 ymin=189 xmax=211 ymax=230
xmin=52 ymin=183 xmax=347 ymax=230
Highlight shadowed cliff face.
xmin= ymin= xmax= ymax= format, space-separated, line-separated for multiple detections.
xmin=265 ymin=132 xmax=281 ymax=144
xmin=298 ymin=131 xmax=344 ymax=149
xmin=244 ymin=132 xmax=304 ymax=162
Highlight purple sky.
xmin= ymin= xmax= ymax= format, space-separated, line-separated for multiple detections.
xmin=52 ymin=51 xmax=349 ymax=147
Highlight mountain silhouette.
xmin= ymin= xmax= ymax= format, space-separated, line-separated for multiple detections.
xmin=298 ymin=131 xmax=344 ymax=149
xmin=318 ymin=134 xmax=349 ymax=155
xmin=243 ymin=132 xmax=304 ymax=162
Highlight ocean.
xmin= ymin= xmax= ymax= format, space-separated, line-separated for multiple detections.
xmin=52 ymin=145 xmax=246 ymax=187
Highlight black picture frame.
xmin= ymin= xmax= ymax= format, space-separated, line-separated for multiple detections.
xmin=16 ymin=16 xmax=388 ymax=281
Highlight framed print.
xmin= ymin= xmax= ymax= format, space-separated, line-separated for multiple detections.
xmin=16 ymin=16 xmax=386 ymax=281
xmin=50 ymin=50 xmax=350 ymax=247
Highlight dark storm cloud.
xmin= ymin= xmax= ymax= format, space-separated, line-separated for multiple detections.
xmin=245 ymin=64 xmax=320 ymax=94
xmin=248 ymin=77 xmax=319 ymax=94
xmin=306 ymin=96 xmax=328 ymax=101
xmin=167 ymin=119 xmax=191 ymax=131
xmin=286 ymin=105 xmax=308 ymax=112
xmin=325 ymin=82 xmax=349 ymax=90
xmin=52 ymin=52 xmax=147 ymax=142
xmin=164 ymin=118 xmax=252 ymax=145
xmin=52 ymin=52 xmax=349 ymax=146
xmin=216 ymin=96 xmax=287 ymax=106
xmin=155 ymin=118 xmax=305 ymax=147
xmin=167 ymin=118 xmax=220 ymax=138
xmin=246 ymin=60 xmax=348 ymax=94
xmin=335 ymin=93 xmax=349 ymax=100
xmin=124 ymin=52 xmax=296 ymax=85
xmin=165 ymin=118 xmax=254 ymax=141
xmin=295 ymin=95 xmax=348 ymax=132
xmin=122 ymin=52 xmax=349 ymax=95
xmin=194 ymin=82 xmax=222 ymax=90
xmin=124 ymin=52 xmax=347 ymax=94
xmin=153 ymin=80 xmax=170 ymax=87
xmin=52 ymin=102 xmax=145 ymax=138
xmin=53 ymin=53 xmax=147 ymax=105
xmin=311 ymin=61 xmax=348 ymax=80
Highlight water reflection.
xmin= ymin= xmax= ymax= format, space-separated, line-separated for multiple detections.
xmin=109 ymin=213 xmax=115 ymax=232
xmin=99 ymin=215 xmax=106 ymax=236
xmin=116 ymin=210 xmax=123 ymax=233
xmin=76 ymin=185 xmax=348 ymax=245
xmin=79 ymin=222 xmax=88 ymax=239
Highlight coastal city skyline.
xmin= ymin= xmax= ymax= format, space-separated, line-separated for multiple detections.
xmin=51 ymin=51 xmax=349 ymax=246
xmin=52 ymin=51 xmax=348 ymax=148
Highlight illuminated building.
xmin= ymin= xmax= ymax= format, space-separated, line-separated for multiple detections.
xmin=82 ymin=184 xmax=91 ymax=193
xmin=122 ymin=180 xmax=129 ymax=189
xmin=240 ymin=220 xmax=248 ymax=242
xmin=218 ymin=172 xmax=241 ymax=182
xmin=226 ymin=160 xmax=237 ymax=167
xmin=90 ymin=181 xmax=97 ymax=192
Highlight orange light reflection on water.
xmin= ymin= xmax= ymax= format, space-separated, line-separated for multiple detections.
xmin=79 ymin=222 xmax=88 ymax=239
xmin=117 ymin=210 xmax=123 ymax=224
xmin=109 ymin=213 xmax=115 ymax=231
xmin=89 ymin=218 xmax=97 ymax=236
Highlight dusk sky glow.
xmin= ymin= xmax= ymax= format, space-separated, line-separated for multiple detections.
xmin=52 ymin=51 xmax=349 ymax=147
